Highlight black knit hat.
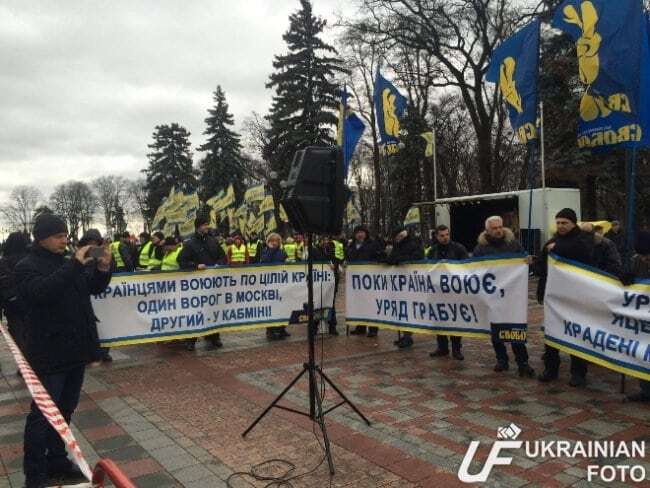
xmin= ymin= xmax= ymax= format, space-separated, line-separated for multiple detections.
xmin=33 ymin=214 xmax=67 ymax=242
xmin=195 ymin=214 xmax=210 ymax=228
xmin=555 ymin=208 xmax=577 ymax=224
xmin=79 ymin=228 xmax=103 ymax=246
xmin=153 ymin=231 xmax=165 ymax=241
xmin=353 ymin=225 xmax=369 ymax=237
xmin=636 ymin=231 xmax=650 ymax=255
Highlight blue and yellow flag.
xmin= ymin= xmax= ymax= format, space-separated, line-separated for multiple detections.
xmin=337 ymin=87 xmax=366 ymax=177
xmin=553 ymin=0 xmax=649 ymax=149
xmin=486 ymin=19 xmax=540 ymax=145
xmin=373 ymin=71 xmax=407 ymax=155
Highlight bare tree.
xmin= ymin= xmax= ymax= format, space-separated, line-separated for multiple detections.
xmin=126 ymin=178 xmax=149 ymax=232
xmin=92 ymin=176 xmax=128 ymax=235
xmin=361 ymin=0 xmax=538 ymax=192
xmin=50 ymin=181 xmax=97 ymax=239
xmin=1 ymin=185 xmax=43 ymax=232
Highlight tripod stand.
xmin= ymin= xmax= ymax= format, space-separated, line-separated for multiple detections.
xmin=242 ymin=233 xmax=371 ymax=475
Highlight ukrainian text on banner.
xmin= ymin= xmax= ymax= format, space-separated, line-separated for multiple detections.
xmin=544 ymin=255 xmax=650 ymax=381
xmin=92 ymin=263 xmax=335 ymax=347
xmin=345 ymin=256 xmax=529 ymax=338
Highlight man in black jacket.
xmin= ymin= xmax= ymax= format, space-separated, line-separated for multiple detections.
xmin=179 ymin=215 xmax=226 ymax=351
xmin=473 ymin=216 xmax=535 ymax=378
xmin=428 ymin=225 xmax=468 ymax=360
xmin=537 ymin=208 xmax=595 ymax=387
xmin=387 ymin=227 xmax=424 ymax=349
xmin=16 ymin=214 xmax=112 ymax=488
xmin=346 ymin=225 xmax=384 ymax=337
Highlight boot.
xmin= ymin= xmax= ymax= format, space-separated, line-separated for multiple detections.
xmin=518 ymin=364 xmax=535 ymax=378
xmin=537 ymin=369 xmax=558 ymax=383
xmin=350 ymin=326 xmax=366 ymax=335
xmin=429 ymin=349 xmax=449 ymax=358
xmin=493 ymin=361 xmax=509 ymax=372
xmin=569 ymin=374 xmax=586 ymax=388
xmin=452 ymin=349 xmax=464 ymax=361
xmin=397 ymin=335 xmax=413 ymax=349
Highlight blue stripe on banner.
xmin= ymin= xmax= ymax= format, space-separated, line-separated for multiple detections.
xmin=545 ymin=334 xmax=650 ymax=375
xmin=344 ymin=317 xmax=492 ymax=334
xmin=111 ymin=261 xmax=331 ymax=278
xmin=100 ymin=318 xmax=294 ymax=344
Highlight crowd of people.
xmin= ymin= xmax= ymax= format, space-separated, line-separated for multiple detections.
xmin=0 ymin=209 xmax=648 ymax=487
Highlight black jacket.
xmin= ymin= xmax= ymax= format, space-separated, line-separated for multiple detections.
xmin=473 ymin=228 xmax=524 ymax=256
xmin=112 ymin=241 xmax=135 ymax=272
xmin=15 ymin=246 xmax=112 ymax=374
xmin=0 ymin=252 xmax=28 ymax=323
xmin=178 ymin=232 xmax=226 ymax=270
xmin=593 ymin=234 xmax=622 ymax=275
xmin=536 ymin=226 xmax=594 ymax=303
xmin=386 ymin=235 xmax=424 ymax=264
xmin=345 ymin=239 xmax=383 ymax=263
xmin=427 ymin=241 xmax=469 ymax=260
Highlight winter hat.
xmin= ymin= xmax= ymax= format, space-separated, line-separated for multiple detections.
xmin=391 ymin=226 xmax=407 ymax=238
xmin=195 ymin=214 xmax=210 ymax=228
xmin=555 ymin=208 xmax=577 ymax=224
xmin=79 ymin=229 xmax=103 ymax=246
xmin=353 ymin=225 xmax=369 ymax=237
xmin=636 ymin=231 xmax=650 ymax=255
xmin=33 ymin=214 xmax=68 ymax=242
xmin=153 ymin=231 xmax=165 ymax=241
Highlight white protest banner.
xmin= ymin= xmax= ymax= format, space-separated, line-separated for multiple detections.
xmin=544 ymin=255 xmax=650 ymax=381
xmin=346 ymin=256 xmax=529 ymax=339
xmin=93 ymin=263 xmax=335 ymax=347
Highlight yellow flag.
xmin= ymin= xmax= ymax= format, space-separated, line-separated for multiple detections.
xmin=244 ymin=184 xmax=265 ymax=203
xmin=346 ymin=201 xmax=361 ymax=223
xmin=227 ymin=207 xmax=235 ymax=224
xmin=403 ymin=206 xmax=420 ymax=226
xmin=206 ymin=189 xmax=224 ymax=208
xmin=279 ymin=204 xmax=289 ymax=223
xmin=259 ymin=195 xmax=274 ymax=214
xmin=235 ymin=203 xmax=247 ymax=219
xmin=251 ymin=214 xmax=265 ymax=234
xmin=420 ymin=132 xmax=434 ymax=157
xmin=179 ymin=219 xmax=195 ymax=237
xmin=266 ymin=215 xmax=277 ymax=232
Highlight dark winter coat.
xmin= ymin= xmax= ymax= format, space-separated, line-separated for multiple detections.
xmin=472 ymin=228 xmax=524 ymax=256
xmin=260 ymin=246 xmax=287 ymax=264
xmin=386 ymin=234 xmax=424 ymax=264
xmin=15 ymin=245 xmax=112 ymax=374
xmin=345 ymin=239 xmax=384 ymax=262
xmin=0 ymin=252 xmax=28 ymax=323
xmin=593 ymin=234 xmax=622 ymax=275
xmin=178 ymin=232 xmax=226 ymax=270
xmin=631 ymin=254 xmax=650 ymax=279
xmin=112 ymin=241 xmax=135 ymax=272
xmin=604 ymin=229 xmax=625 ymax=255
xmin=536 ymin=226 xmax=594 ymax=303
xmin=427 ymin=241 xmax=469 ymax=261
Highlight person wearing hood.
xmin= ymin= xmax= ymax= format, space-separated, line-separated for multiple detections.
xmin=346 ymin=225 xmax=384 ymax=337
xmin=624 ymin=231 xmax=650 ymax=402
xmin=16 ymin=215 xmax=112 ymax=488
xmin=537 ymin=208 xmax=595 ymax=387
xmin=473 ymin=216 xmax=535 ymax=378
xmin=179 ymin=215 xmax=226 ymax=351
xmin=0 ymin=232 xmax=31 ymax=358
xmin=428 ymin=225 xmax=468 ymax=360
xmin=386 ymin=227 xmax=424 ymax=349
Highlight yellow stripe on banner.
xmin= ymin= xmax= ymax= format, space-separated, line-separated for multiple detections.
xmin=101 ymin=321 xmax=291 ymax=347
xmin=345 ymin=321 xmax=490 ymax=339
xmin=544 ymin=338 xmax=650 ymax=382
xmin=347 ymin=258 xmax=526 ymax=271
xmin=550 ymin=255 xmax=650 ymax=292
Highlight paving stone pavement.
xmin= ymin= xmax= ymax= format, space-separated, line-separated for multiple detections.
xmin=0 ymin=280 xmax=649 ymax=487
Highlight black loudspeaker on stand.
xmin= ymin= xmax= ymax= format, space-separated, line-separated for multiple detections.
xmin=241 ymin=147 xmax=371 ymax=475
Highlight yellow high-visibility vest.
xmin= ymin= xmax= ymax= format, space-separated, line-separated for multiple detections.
xmin=111 ymin=241 xmax=125 ymax=268
xmin=161 ymin=247 xmax=182 ymax=271
xmin=230 ymin=244 xmax=247 ymax=263
xmin=139 ymin=241 xmax=152 ymax=268
xmin=333 ymin=240 xmax=344 ymax=260
xmin=296 ymin=242 xmax=304 ymax=260
xmin=221 ymin=243 xmax=228 ymax=254
xmin=247 ymin=241 xmax=259 ymax=258
xmin=147 ymin=251 xmax=162 ymax=270
xmin=284 ymin=243 xmax=297 ymax=262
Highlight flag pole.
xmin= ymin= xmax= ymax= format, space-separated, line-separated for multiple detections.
xmin=432 ymin=126 xmax=438 ymax=202
xmin=540 ymin=101 xmax=546 ymax=190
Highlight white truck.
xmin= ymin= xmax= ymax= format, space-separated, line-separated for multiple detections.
xmin=420 ymin=188 xmax=581 ymax=253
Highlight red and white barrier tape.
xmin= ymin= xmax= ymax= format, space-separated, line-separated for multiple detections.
xmin=0 ymin=324 xmax=93 ymax=482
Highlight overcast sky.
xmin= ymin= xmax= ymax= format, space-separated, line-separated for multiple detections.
xmin=0 ymin=0 xmax=356 ymax=205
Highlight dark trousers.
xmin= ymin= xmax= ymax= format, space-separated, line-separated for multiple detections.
xmin=186 ymin=332 xmax=220 ymax=347
xmin=437 ymin=335 xmax=461 ymax=352
xmin=24 ymin=366 xmax=85 ymax=482
xmin=640 ymin=380 xmax=650 ymax=397
xmin=492 ymin=337 xmax=529 ymax=367
xmin=543 ymin=344 xmax=588 ymax=378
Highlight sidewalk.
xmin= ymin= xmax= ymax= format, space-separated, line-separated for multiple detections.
xmin=1 ymin=283 xmax=649 ymax=487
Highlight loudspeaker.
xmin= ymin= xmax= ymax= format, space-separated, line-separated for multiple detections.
xmin=281 ymin=146 xmax=346 ymax=235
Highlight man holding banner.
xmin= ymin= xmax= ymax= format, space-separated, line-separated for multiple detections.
xmin=473 ymin=216 xmax=535 ymax=377
xmin=537 ymin=208 xmax=595 ymax=386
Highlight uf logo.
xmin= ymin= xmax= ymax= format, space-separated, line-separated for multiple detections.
xmin=498 ymin=57 xmax=523 ymax=114
xmin=457 ymin=424 xmax=523 ymax=483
